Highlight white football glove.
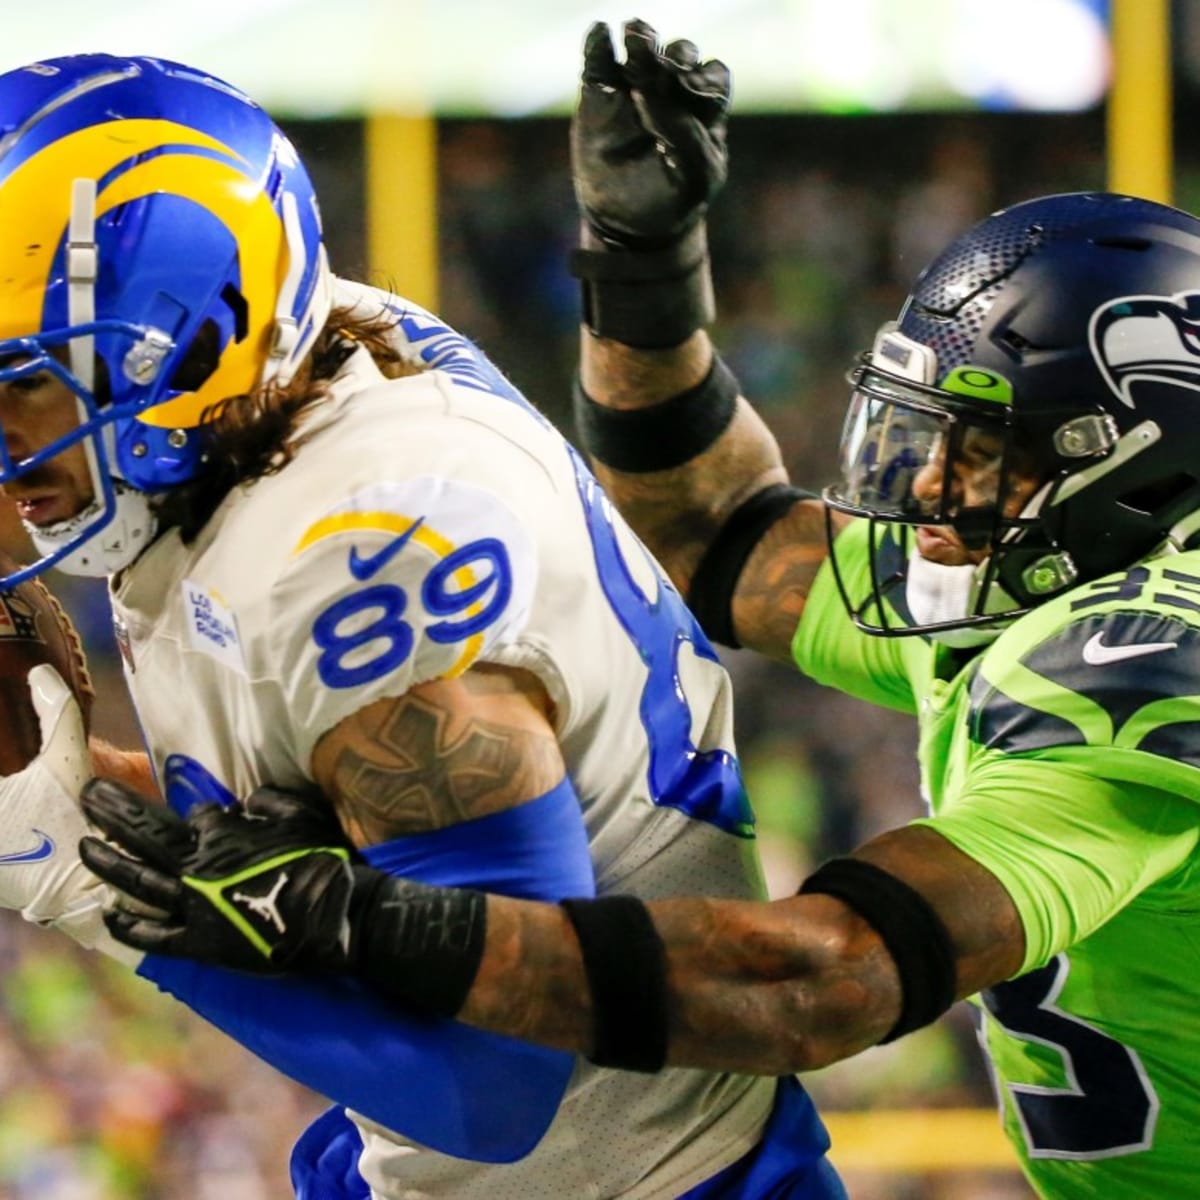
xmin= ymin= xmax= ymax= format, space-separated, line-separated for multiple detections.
xmin=0 ymin=665 xmax=142 ymax=965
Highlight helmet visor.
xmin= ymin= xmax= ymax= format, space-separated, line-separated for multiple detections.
xmin=827 ymin=366 xmax=1014 ymax=543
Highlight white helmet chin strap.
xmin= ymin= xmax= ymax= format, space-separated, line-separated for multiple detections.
xmin=26 ymin=481 xmax=157 ymax=577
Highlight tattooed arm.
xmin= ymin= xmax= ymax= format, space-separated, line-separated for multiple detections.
xmin=80 ymin=671 xmax=1023 ymax=1075
xmin=311 ymin=664 xmax=564 ymax=848
xmin=581 ymin=330 xmax=841 ymax=663
xmin=78 ymin=661 xmax=580 ymax=1159
xmin=459 ymin=824 xmax=1025 ymax=1075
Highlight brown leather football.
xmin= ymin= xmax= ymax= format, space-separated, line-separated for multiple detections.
xmin=0 ymin=554 xmax=94 ymax=775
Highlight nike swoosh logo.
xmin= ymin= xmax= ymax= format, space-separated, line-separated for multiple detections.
xmin=1082 ymin=631 xmax=1179 ymax=666
xmin=0 ymin=830 xmax=55 ymax=865
xmin=348 ymin=517 xmax=425 ymax=582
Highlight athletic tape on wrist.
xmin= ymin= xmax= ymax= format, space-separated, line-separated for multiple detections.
xmin=687 ymin=484 xmax=813 ymax=647
xmin=570 ymin=222 xmax=714 ymax=348
xmin=351 ymin=866 xmax=488 ymax=1018
xmin=800 ymin=857 xmax=956 ymax=1042
xmin=561 ymin=895 xmax=669 ymax=1073
xmin=573 ymin=354 xmax=740 ymax=473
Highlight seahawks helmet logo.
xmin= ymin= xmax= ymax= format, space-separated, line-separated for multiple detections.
xmin=1090 ymin=291 xmax=1200 ymax=408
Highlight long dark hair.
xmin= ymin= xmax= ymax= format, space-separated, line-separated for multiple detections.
xmin=154 ymin=304 xmax=425 ymax=540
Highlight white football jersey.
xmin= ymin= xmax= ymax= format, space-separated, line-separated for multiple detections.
xmin=110 ymin=288 xmax=776 ymax=1199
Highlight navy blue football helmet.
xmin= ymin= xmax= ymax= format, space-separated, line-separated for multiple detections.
xmin=824 ymin=192 xmax=1200 ymax=636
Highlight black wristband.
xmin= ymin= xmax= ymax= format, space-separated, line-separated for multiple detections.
xmin=561 ymin=896 xmax=669 ymax=1073
xmin=349 ymin=866 xmax=487 ymax=1018
xmin=688 ymin=484 xmax=813 ymax=647
xmin=570 ymin=222 xmax=714 ymax=348
xmin=800 ymin=858 xmax=956 ymax=1042
xmin=573 ymin=354 xmax=740 ymax=473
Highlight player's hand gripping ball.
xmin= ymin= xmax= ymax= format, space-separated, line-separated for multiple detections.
xmin=0 ymin=552 xmax=93 ymax=774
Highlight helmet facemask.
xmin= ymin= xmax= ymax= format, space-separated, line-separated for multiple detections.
xmin=824 ymin=326 xmax=1059 ymax=640
xmin=0 ymin=337 xmax=160 ymax=582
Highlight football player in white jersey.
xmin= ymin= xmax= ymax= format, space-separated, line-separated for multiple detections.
xmin=0 ymin=49 xmax=845 ymax=1200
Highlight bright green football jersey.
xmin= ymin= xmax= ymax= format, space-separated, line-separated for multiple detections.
xmin=794 ymin=519 xmax=1200 ymax=1200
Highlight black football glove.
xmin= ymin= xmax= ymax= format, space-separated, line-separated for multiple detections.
xmin=78 ymin=779 xmax=356 ymax=972
xmin=572 ymin=18 xmax=731 ymax=250
xmin=78 ymin=779 xmax=488 ymax=1016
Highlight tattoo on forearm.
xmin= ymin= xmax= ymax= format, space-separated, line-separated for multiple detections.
xmin=464 ymin=900 xmax=593 ymax=1054
xmin=467 ymin=894 xmax=908 ymax=1074
xmin=593 ymin=413 xmax=787 ymax=588
xmin=650 ymin=896 xmax=902 ymax=1074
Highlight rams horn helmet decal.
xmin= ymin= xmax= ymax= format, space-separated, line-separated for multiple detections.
xmin=0 ymin=54 xmax=333 ymax=583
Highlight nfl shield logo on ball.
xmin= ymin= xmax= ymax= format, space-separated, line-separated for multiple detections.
xmin=0 ymin=592 xmax=39 ymax=641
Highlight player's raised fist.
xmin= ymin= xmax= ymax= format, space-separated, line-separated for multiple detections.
xmin=572 ymin=18 xmax=731 ymax=249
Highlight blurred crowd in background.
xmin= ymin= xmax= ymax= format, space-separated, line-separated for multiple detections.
xmin=3 ymin=96 xmax=1182 ymax=1196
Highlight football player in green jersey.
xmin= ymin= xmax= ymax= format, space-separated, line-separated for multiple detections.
xmin=79 ymin=19 xmax=1200 ymax=1200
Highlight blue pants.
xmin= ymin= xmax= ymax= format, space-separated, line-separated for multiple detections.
xmin=291 ymin=1075 xmax=845 ymax=1199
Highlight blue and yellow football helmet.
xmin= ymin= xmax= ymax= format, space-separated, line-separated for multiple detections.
xmin=0 ymin=54 xmax=332 ymax=579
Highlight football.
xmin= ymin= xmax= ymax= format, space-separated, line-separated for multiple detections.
xmin=0 ymin=553 xmax=94 ymax=775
